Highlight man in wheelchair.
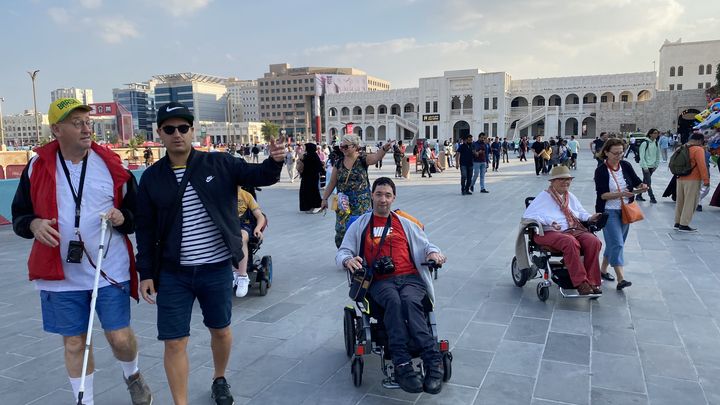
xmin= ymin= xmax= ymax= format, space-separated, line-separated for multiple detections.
xmin=233 ymin=188 xmax=266 ymax=297
xmin=336 ymin=177 xmax=447 ymax=394
xmin=523 ymin=166 xmax=603 ymax=295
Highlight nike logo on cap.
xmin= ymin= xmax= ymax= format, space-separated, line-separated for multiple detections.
xmin=206 ymin=176 xmax=214 ymax=182
xmin=166 ymin=106 xmax=183 ymax=112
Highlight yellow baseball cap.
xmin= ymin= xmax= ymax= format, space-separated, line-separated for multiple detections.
xmin=48 ymin=98 xmax=92 ymax=125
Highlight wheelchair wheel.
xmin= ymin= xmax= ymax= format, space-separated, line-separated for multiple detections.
xmin=343 ymin=307 xmax=356 ymax=358
xmin=442 ymin=352 xmax=453 ymax=382
xmin=536 ymin=282 xmax=550 ymax=302
xmin=351 ymin=357 xmax=363 ymax=387
xmin=511 ymin=257 xmax=529 ymax=287
xmin=258 ymin=279 xmax=268 ymax=296
xmin=260 ymin=256 xmax=273 ymax=287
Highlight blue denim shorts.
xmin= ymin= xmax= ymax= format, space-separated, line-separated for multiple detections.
xmin=156 ymin=260 xmax=233 ymax=340
xmin=40 ymin=281 xmax=131 ymax=337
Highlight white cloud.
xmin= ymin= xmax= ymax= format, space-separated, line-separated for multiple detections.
xmin=78 ymin=0 xmax=102 ymax=9
xmin=47 ymin=7 xmax=70 ymax=24
xmin=96 ymin=17 xmax=140 ymax=44
xmin=303 ymin=38 xmax=486 ymax=58
xmin=148 ymin=0 xmax=212 ymax=16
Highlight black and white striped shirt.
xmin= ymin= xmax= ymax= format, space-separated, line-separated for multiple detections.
xmin=175 ymin=168 xmax=231 ymax=265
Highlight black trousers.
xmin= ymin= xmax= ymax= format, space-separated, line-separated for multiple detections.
xmin=534 ymin=156 xmax=544 ymax=175
xmin=369 ymin=274 xmax=441 ymax=366
xmin=460 ymin=165 xmax=473 ymax=192
xmin=641 ymin=167 xmax=656 ymax=199
xmin=492 ymin=154 xmax=500 ymax=171
xmin=421 ymin=158 xmax=431 ymax=177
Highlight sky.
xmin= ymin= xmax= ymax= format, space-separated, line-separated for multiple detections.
xmin=1 ymin=0 xmax=719 ymax=114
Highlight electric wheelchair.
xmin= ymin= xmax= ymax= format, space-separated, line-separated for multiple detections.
xmin=342 ymin=260 xmax=453 ymax=388
xmin=234 ymin=186 xmax=273 ymax=296
xmin=512 ymin=197 xmax=607 ymax=301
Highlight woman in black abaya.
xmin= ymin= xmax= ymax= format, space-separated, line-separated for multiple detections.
xmin=298 ymin=143 xmax=324 ymax=213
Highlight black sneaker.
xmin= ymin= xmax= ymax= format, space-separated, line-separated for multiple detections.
xmin=674 ymin=223 xmax=680 ymax=229
xmin=697 ymin=205 xmax=703 ymax=212
xmin=211 ymin=377 xmax=234 ymax=405
xmin=635 ymin=195 xmax=646 ymax=201
xmin=616 ymin=280 xmax=632 ymax=290
xmin=600 ymin=272 xmax=615 ymax=282
xmin=423 ymin=363 xmax=443 ymax=394
xmin=394 ymin=363 xmax=423 ymax=393
xmin=650 ymin=198 xmax=657 ymax=204
xmin=469 ymin=186 xmax=474 ymax=192
xmin=480 ymin=189 xmax=489 ymax=193
xmin=677 ymin=225 xmax=697 ymax=232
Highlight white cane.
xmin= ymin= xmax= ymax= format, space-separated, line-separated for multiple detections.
xmin=77 ymin=214 xmax=109 ymax=405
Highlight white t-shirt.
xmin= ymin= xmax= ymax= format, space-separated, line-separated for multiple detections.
xmin=567 ymin=140 xmax=579 ymax=154
xmin=606 ymin=165 xmax=628 ymax=210
xmin=34 ymin=150 xmax=130 ymax=292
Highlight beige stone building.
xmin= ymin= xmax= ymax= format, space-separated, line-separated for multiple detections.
xmin=258 ymin=63 xmax=390 ymax=140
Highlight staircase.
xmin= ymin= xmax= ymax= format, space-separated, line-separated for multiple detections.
xmin=511 ymin=106 xmax=559 ymax=141
xmin=388 ymin=114 xmax=418 ymax=134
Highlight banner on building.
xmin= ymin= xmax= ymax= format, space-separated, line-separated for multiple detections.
xmin=422 ymin=114 xmax=440 ymax=122
xmin=314 ymin=74 xmax=368 ymax=96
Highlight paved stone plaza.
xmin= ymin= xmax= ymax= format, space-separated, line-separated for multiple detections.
xmin=1 ymin=147 xmax=719 ymax=405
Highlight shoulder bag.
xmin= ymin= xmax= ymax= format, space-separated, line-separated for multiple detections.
xmin=609 ymin=164 xmax=644 ymax=224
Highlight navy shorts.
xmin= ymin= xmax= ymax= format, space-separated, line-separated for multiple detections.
xmin=156 ymin=260 xmax=233 ymax=340
xmin=40 ymin=281 xmax=131 ymax=337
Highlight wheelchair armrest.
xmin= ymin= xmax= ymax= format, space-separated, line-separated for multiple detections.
xmin=583 ymin=213 xmax=608 ymax=233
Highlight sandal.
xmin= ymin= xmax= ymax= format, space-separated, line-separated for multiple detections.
xmin=577 ymin=282 xmax=594 ymax=295
xmin=600 ymin=272 xmax=615 ymax=282
xmin=616 ymin=280 xmax=632 ymax=290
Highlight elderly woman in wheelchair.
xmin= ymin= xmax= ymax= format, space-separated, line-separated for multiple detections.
xmin=515 ymin=166 xmax=606 ymax=299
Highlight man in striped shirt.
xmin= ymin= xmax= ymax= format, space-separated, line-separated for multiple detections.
xmin=135 ymin=102 xmax=286 ymax=405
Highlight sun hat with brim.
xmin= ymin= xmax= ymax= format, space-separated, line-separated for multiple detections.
xmin=548 ymin=165 xmax=574 ymax=180
xmin=48 ymin=98 xmax=92 ymax=125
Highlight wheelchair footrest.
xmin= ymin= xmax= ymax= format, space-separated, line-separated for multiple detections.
xmin=559 ymin=287 xmax=601 ymax=299
xmin=382 ymin=377 xmax=401 ymax=389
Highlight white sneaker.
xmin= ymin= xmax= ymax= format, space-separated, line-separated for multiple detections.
xmin=235 ymin=275 xmax=250 ymax=297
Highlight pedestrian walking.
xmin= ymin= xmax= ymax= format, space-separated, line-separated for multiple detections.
xmin=637 ymin=129 xmax=660 ymax=203
xmin=11 ymin=98 xmax=152 ymax=405
xmin=594 ymin=138 xmax=647 ymax=290
xmin=531 ymin=135 xmax=547 ymax=176
xmin=456 ymin=134 xmax=475 ymax=195
xmin=298 ymin=143 xmax=324 ymax=213
xmin=490 ymin=137 xmax=501 ymax=171
xmin=673 ymin=133 xmax=710 ymax=232
xmin=421 ymin=142 xmax=432 ymax=178
xmin=135 ymin=102 xmax=285 ymax=405
xmin=284 ymin=145 xmax=297 ymax=182
xmin=659 ymin=132 xmax=671 ymax=162
xmin=501 ymin=138 xmax=510 ymax=163
xmin=471 ymin=133 xmax=490 ymax=192
xmin=393 ymin=141 xmax=405 ymax=178
xmin=519 ymin=137 xmax=528 ymax=162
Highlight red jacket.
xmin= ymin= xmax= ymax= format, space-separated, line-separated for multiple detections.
xmin=12 ymin=141 xmax=139 ymax=300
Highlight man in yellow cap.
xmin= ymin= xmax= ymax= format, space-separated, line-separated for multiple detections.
xmin=11 ymin=98 xmax=152 ymax=404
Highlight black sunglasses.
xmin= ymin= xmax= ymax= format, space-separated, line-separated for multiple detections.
xmin=161 ymin=125 xmax=192 ymax=135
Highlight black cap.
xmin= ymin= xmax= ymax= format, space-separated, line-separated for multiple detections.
xmin=156 ymin=102 xmax=194 ymax=127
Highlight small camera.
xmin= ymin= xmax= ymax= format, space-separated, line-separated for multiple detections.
xmin=66 ymin=240 xmax=84 ymax=263
xmin=373 ymin=256 xmax=396 ymax=275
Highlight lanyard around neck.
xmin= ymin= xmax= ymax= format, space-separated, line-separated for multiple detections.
xmin=58 ymin=150 xmax=89 ymax=232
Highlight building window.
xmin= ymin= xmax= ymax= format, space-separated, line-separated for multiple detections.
xmin=433 ymin=101 xmax=438 ymax=112
xmin=670 ymin=66 xmax=675 ymax=77
xmin=492 ymin=97 xmax=498 ymax=109
xmin=677 ymin=84 xmax=683 ymax=90
xmin=484 ymin=98 xmax=489 ymax=110
xmin=706 ymin=82 xmax=712 ymax=89
xmin=699 ymin=65 xmax=705 ymax=75
xmin=483 ymin=123 xmax=489 ymax=134
xmin=678 ymin=66 xmax=684 ymax=76
xmin=492 ymin=123 xmax=497 ymax=137
xmin=425 ymin=101 xmax=430 ymax=112
xmin=600 ymin=95 xmax=607 ymax=103
xmin=425 ymin=126 xmax=430 ymax=138
xmin=669 ymin=84 xmax=674 ymax=90
xmin=699 ymin=83 xmax=704 ymax=89
xmin=621 ymin=94 xmax=629 ymax=102
xmin=707 ymin=64 xmax=712 ymax=75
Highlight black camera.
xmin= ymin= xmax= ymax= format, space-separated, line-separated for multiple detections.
xmin=66 ymin=240 xmax=85 ymax=263
xmin=373 ymin=256 xmax=395 ymax=275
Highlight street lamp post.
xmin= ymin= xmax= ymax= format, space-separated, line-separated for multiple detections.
xmin=27 ymin=70 xmax=40 ymax=144
xmin=0 ymin=97 xmax=5 ymax=149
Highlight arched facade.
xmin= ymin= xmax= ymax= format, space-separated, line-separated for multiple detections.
xmin=463 ymin=95 xmax=473 ymax=109
xmin=365 ymin=126 xmax=375 ymax=141
xmin=565 ymin=94 xmax=579 ymax=105
xmin=565 ymin=117 xmax=578 ymax=136
xmin=619 ymin=91 xmax=633 ymax=102
xmin=403 ymin=103 xmax=415 ymax=113
xmin=378 ymin=125 xmax=386 ymax=141
xmin=341 ymin=107 xmax=350 ymax=116
xmin=451 ymin=96 xmax=461 ymax=110
xmin=329 ymin=107 xmax=338 ymax=116
xmin=549 ymin=94 xmax=561 ymax=106
xmin=452 ymin=120 xmax=470 ymax=142
xmin=390 ymin=104 xmax=401 ymax=115
xmin=365 ymin=106 xmax=375 ymax=116
xmin=352 ymin=106 xmax=362 ymax=115
xmin=582 ymin=93 xmax=597 ymax=104
xmin=637 ymin=90 xmax=652 ymax=101
xmin=582 ymin=117 xmax=596 ymax=138
xmin=378 ymin=105 xmax=387 ymax=114
xmin=532 ymin=95 xmax=545 ymax=106
xmin=511 ymin=97 xmax=529 ymax=107
xmin=600 ymin=92 xmax=615 ymax=103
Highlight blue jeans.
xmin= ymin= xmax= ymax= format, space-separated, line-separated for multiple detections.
xmin=602 ymin=209 xmax=629 ymax=266
xmin=460 ymin=165 xmax=473 ymax=192
xmin=369 ymin=274 xmax=440 ymax=366
xmin=471 ymin=162 xmax=487 ymax=190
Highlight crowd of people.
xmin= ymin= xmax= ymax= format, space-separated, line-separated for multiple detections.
xmin=9 ymin=96 xmax=720 ymax=403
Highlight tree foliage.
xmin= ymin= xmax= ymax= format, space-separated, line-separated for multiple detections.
xmin=261 ymin=120 xmax=280 ymax=142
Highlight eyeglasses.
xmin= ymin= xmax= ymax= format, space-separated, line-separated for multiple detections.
xmin=340 ymin=144 xmax=353 ymax=150
xmin=67 ymin=119 xmax=94 ymax=129
xmin=161 ymin=125 xmax=192 ymax=135
xmin=607 ymin=151 xmax=624 ymax=156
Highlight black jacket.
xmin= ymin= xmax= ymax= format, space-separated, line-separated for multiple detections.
xmin=594 ymin=160 xmax=642 ymax=213
xmin=135 ymin=149 xmax=282 ymax=281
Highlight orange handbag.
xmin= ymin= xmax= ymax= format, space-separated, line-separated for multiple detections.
xmin=609 ymin=166 xmax=644 ymax=224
